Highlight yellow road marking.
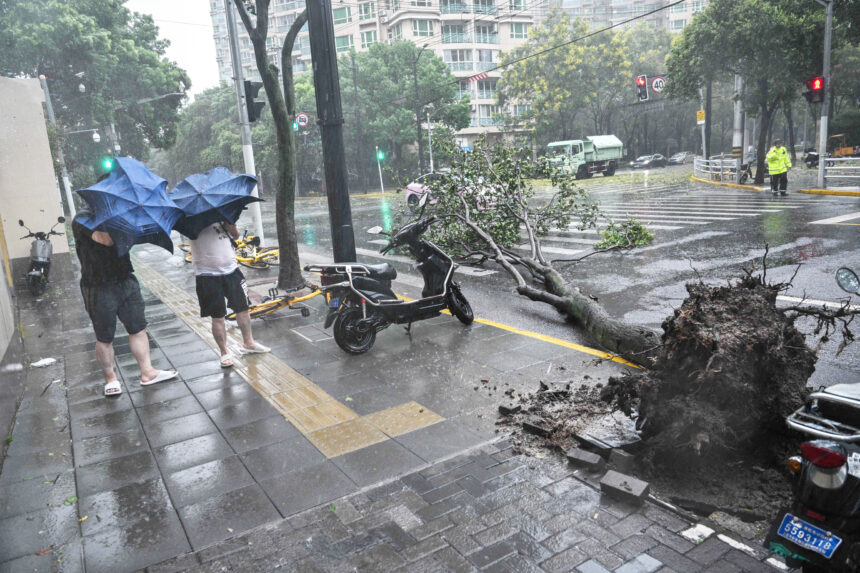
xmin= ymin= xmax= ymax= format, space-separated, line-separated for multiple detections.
xmin=798 ymin=188 xmax=860 ymax=197
xmin=833 ymin=222 xmax=860 ymax=226
xmin=690 ymin=175 xmax=764 ymax=191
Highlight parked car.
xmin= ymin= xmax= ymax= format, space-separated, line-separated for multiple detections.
xmin=668 ymin=151 xmax=694 ymax=165
xmin=403 ymin=172 xmax=444 ymax=211
xmin=403 ymin=170 xmax=500 ymax=212
xmin=630 ymin=154 xmax=667 ymax=169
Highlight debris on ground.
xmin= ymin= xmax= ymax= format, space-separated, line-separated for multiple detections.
xmin=30 ymin=357 xmax=57 ymax=368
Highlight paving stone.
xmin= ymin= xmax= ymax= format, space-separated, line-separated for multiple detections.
xmin=409 ymin=515 xmax=455 ymax=541
xmin=154 ymin=432 xmax=234 ymax=474
xmin=0 ymin=504 xmax=78 ymax=562
xmin=184 ymin=371 xmax=246 ymax=394
xmin=371 ymin=522 xmax=416 ymax=552
xmin=542 ymin=526 xmax=588 ymax=554
xmin=577 ymin=559 xmax=612 ymax=573
xmin=261 ymin=460 xmax=356 ymax=517
xmin=75 ymin=426 xmax=148 ymax=467
xmin=0 ymin=469 xmax=75 ymax=519
xmin=194 ymin=383 xmax=262 ymax=410
xmin=385 ymin=504 xmax=423 ymax=532
xmin=422 ymin=480 xmax=465 ymax=504
xmin=128 ymin=381 xmax=193 ymax=408
xmin=512 ymin=531 xmax=552 ymax=563
xmin=142 ymin=411 xmax=218 ymax=448
xmin=401 ymin=533 xmax=449 ymax=562
xmin=722 ymin=550 xmax=775 ymax=572
xmin=339 ymin=542 xmax=406 ymax=572
xmin=616 ymin=554 xmax=663 ymax=573
xmin=206 ymin=396 xmax=281 ymax=429
xmin=136 ymin=395 xmax=203 ymax=426
xmin=686 ymin=536 xmax=732 ymax=565
xmin=474 ymin=522 xmax=518 ymax=547
xmin=611 ymin=513 xmax=654 ymax=538
xmin=575 ymin=538 xmax=625 ymax=570
xmin=439 ymin=524 xmax=482 ymax=555
xmin=222 ymin=415 xmax=300 ymax=453
xmin=79 ymin=477 xmax=175 ymax=537
xmin=432 ymin=546 xmax=478 ymax=573
xmin=69 ymin=407 xmax=142 ymax=440
xmin=540 ymin=546 xmax=588 ymax=573
xmin=165 ymin=455 xmax=255 ymax=508
xmin=647 ymin=545 xmax=704 ymax=572
xmin=242 ymin=435 xmax=326 ymax=483
xmin=611 ymin=533 xmax=661 ymax=560
xmin=643 ymin=504 xmax=690 ymax=533
xmin=702 ymin=561 xmax=742 ymax=573
xmin=177 ymin=483 xmax=280 ymax=550
xmin=416 ymin=491 xmax=474 ymax=522
xmin=468 ymin=537 xmax=517 ymax=569
xmin=644 ymin=524 xmax=695 ymax=554
xmin=76 ymin=450 xmax=160 ymax=498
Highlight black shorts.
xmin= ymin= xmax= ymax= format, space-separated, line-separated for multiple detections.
xmin=81 ymin=275 xmax=147 ymax=343
xmin=195 ymin=268 xmax=250 ymax=318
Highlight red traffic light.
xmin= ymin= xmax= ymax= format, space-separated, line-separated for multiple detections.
xmin=807 ymin=77 xmax=824 ymax=91
xmin=636 ymin=75 xmax=647 ymax=86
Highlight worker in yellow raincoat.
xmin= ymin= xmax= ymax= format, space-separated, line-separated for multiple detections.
xmin=766 ymin=138 xmax=791 ymax=196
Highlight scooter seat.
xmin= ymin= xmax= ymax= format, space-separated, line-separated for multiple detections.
xmin=365 ymin=263 xmax=396 ymax=279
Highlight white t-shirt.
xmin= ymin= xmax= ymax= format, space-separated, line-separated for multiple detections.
xmin=190 ymin=223 xmax=238 ymax=276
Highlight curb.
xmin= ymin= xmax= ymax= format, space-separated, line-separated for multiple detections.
xmin=692 ymin=175 xmax=860 ymax=197
xmin=690 ymin=175 xmax=766 ymax=192
xmin=797 ymin=188 xmax=860 ymax=197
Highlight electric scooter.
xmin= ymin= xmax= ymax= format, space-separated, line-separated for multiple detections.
xmin=18 ymin=217 xmax=65 ymax=296
xmin=766 ymin=268 xmax=860 ymax=572
xmin=304 ymin=196 xmax=474 ymax=354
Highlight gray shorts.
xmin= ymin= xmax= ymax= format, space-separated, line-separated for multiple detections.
xmin=81 ymin=275 xmax=147 ymax=343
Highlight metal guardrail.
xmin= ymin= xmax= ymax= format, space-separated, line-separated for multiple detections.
xmin=824 ymin=156 xmax=860 ymax=182
xmin=693 ymin=157 xmax=740 ymax=182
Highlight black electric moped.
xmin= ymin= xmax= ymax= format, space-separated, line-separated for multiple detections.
xmin=304 ymin=197 xmax=473 ymax=354
xmin=18 ymin=217 xmax=65 ymax=296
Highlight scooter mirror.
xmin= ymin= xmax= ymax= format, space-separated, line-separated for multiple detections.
xmin=18 ymin=220 xmax=24 ymax=227
xmin=836 ymin=267 xmax=860 ymax=294
xmin=367 ymin=226 xmax=383 ymax=235
xmin=57 ymin=216 xmax=66 ymax=224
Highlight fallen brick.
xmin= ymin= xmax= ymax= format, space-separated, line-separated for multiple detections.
xmin=566 ymin=447 xmax=605 ymax=471
xmin=574 ymin=432 xmax=613 ymax=458
xmin=498 ymin=403 xmax=522 ymax=416
xmin=600 ymin=470 xmax=649 ymax=505
xmin=609 ymin=449 xmax=635 ymax=473
xmin=522 ymin=416 xmax=551 ymax=437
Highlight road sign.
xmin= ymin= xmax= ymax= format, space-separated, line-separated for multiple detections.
xmin=296 ymin=112 xmax=310 ymax=128
xmin=650 ymin=76 xmax=666 ymax=93
xmin=696 ymin=109 xmax=706 ymax=125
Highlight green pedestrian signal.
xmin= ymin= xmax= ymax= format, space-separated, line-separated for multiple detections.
xmin=100 ymin=156 xmax=114 ymax=172
xmin=292 ymin=121 xmax=299 ymax=131
xmin=376 ymin=149 xmax=385 ymax=161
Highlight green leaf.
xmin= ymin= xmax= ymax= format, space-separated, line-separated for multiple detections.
xmin=64 ymin=496 xmax=78 ymax=506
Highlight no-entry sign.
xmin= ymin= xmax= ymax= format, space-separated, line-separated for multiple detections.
xmin=296 ymin=112 xmax=310 ymax=128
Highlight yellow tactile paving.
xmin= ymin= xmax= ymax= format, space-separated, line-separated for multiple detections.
xmin=131 ymin=255 xmax=445 ymax=457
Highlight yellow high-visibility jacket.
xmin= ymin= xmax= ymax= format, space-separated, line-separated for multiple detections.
xmin=766 ymin=146 xmax=792 ymax=175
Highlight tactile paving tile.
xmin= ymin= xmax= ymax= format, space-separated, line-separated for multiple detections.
xmin=132 ymin=256 xmax=444 ymax=458
xmin=363 ymin=401 xmax=444 ymax=437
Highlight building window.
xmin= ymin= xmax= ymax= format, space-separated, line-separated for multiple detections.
xmin=413 ymin=19 xmax=433 ymax=36
xmin=335 ymin=34 xmax=354 ymax=52
xmin=477 ymin=78 xmax=497 ymax=99
xmin=442 ymin=24 xmax=467 ymax=42
xmin=359 ymin=2 xmax=376 ymax=20
xmin=333 ymin=7 xmax=352 ymax=23
xmin=473 ymin=0 xmax=496 ymax=13
xmin=512 ymin=103 xmax=531 ymax=116
xmin=361 ymin=30 xmax=377 ymax=48
xmin=691 ymin=0 xmax=705 ymax=13
xmin=475 ymin=23 xmax=496 ymax=43
xmin=509 ymin=0 xmax=524 ymax=9
xmin=670 ymin=3 xmax=685 ymax=12
xmin=411 ymin=0 xmax=432 ymax=6
xmin=510 ymin=22 xmax=529 ymax=38
xmin=388 ymin=23 xmax=402 ymax=40
xmin=672 ymin=19 xmax=686 ymax=29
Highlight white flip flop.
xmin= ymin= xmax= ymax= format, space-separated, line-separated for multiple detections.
xmin=220 ymin=354 xmax=233 ymax=368
xmin=140 ymin=370 xmax=178 ymax=386
xmin=240 ymin=342 xmax=271 ymax=355
xmin=104 ymin=380 xmax=123 ymax=396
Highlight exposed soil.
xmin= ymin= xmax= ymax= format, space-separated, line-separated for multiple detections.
xmin=498 ymin=275 xmax=823 ymax=538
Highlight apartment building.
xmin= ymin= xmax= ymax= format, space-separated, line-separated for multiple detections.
xmin=555 ymin=0 xmax=708 ymax=31
xmin=209 ymin=0 xmax=545 ymax=146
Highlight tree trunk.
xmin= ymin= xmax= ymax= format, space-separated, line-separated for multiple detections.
xmin=234 ymin=0 xmax=305 ymax=291
xmin=754 ymin=80 xmax=770 ymax=184
xmin=785 ymin=104 xmax=796 ymax=162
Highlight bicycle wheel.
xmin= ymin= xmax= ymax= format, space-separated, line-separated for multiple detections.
xmin=177 ymin=242 xmax=191 ymax=253
xmin=237 ymin=258 xmax=269 ymax=269
xmin=259 ymin=248 xmax=279 ymax=266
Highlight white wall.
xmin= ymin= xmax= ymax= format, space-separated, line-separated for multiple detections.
xmin=0 ymin=77 xmax=70 ymax=262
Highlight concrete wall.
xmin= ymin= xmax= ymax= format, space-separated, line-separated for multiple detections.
xmin=0 ymin=77 xmax=70 ymax=262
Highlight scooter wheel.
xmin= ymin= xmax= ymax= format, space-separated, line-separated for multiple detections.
xmin=448 ymin=285 xmax=474 ymax=325
xmin=333 ymin=307 xmax=376 ymax=354
xmin=27 ymin=274 xmax=45 ymax=296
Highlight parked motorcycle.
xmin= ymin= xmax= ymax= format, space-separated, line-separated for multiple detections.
xmin=304 ymin=196 xmax=473 ymax=354
xmin=767 ymin=268 xmax=860 ymax=572
xmin=18 ymin=217 xmax=65 ymax=296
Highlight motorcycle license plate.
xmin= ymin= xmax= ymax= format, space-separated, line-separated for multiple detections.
xmin=329 ymin=297 xmax=339 ymax=309
xmin=777 ymin=513 xmax=842 ymax=559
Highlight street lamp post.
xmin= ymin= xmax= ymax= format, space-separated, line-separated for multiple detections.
xmin=815 ymin=0 xmax=833 ymax=189
xmin=39 ymin=75 xmax=77 ymax=218
xmin=412 ymin=44 xmax=429 ymax=174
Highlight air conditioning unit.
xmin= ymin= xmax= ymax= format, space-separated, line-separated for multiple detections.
xmin=381 ymin=15 xmax=388 ymax=22
xmin=379 ymin=10 xmax=387 ymax=15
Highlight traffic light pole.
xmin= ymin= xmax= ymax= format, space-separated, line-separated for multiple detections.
xmin=375 ymin=146 xmax=385 ymax=194
xmin=816 ymin=0 xmax=833 ymax=189
xmin=307 ymin=0 xmax=356 ymax=262
xmin=39 ymin=76 xmax=76 ymax=218
xmin=225 ymin=0 xmax=264 ymax=243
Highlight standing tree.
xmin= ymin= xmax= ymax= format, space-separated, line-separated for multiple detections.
xmin=232 ymin=0 xmax=307 ymax=291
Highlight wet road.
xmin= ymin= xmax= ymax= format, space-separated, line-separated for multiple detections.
xmin=255 ymin=177 xmax=860 ymax=388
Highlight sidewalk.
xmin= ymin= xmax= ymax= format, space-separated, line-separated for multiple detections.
xmin=0 ymin=246 xmax=790 ymax=572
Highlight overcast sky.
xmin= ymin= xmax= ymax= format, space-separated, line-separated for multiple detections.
xmin=125 ymin=0 xmax=220 ymax=99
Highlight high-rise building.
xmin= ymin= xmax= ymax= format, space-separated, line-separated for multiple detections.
xmin=209 ymin=0 xmax=546 ymax=146
xmin=555 ymin=0 xmax=708 ymax=32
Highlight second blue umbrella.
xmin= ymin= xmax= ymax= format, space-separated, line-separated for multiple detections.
xmin=171 ymin=167 xmax=262 ymax=239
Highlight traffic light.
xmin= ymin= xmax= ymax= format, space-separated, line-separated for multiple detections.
xmin=244 ymin=80 xmax=265 ymax=122
xmin=292 ymin=121 xmax=299 ymax=132
xmin=804 ymin=76 xmax=825 ymax=103
xmin=99 ymin=155 xmax=114 ymax=173
xmin=376 ymin=149 xmax=385 ymax=161
xmin=636 ymin=75 xmax=649 ymax=102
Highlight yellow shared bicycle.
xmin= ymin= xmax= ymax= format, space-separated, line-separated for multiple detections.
xmin=226 ymin=285 xmax=322 ymax=320
xmin=177 ymin=230 xmax=280 ymax=269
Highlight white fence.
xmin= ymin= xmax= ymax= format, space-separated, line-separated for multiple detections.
xmin=693 ymin=157 xmax=740 ymax=182
xmin=824 ymin=157 xmax=860 ymax=186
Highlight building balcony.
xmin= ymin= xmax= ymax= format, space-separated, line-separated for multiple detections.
xmin=475 ymin=33 xmax=498 ymax=43
xmin=447 ymin=61 xmax=474 ymax=71
xmin=477 ymin=89 xmax=496 ymax=99
xmin=442 ymin=32 xmax=472 ymax=43
xmin=456 ymin=90 xmax=474 ymax=100
xmin=440 ymin=2 xmax=469 ymax=12
xmin=473 ymin=5 xmax=497 ymax=14
xmin=470 ymin=117 xmax=504 ymax=127
xmin=475 ymin=61 xmax=496 ymax=72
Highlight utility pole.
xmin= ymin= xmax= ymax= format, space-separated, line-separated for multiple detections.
xmin=307 ymin=0 xmax=356 ymax=262
xmin=350 ymin=51 xmax=366 ymax=193
xmin=732 ymin=73 xmax=744 ymax=183
xmin=412 ymin=45 xmax=428 ymax=174
xmin=816 ymin=0 xmax=833 ymax=189
xmin=704 ymin=79 xmax=712 ymax=160
xmin=224 ymin=0 xmax=264 ymax=243
xmin=375 ymin=146 xmax=385 ymax=193
xmin=427 ymin=112 xmax=434 ymax=173
xmin=39 ymin=76 xmax=76 ymax=218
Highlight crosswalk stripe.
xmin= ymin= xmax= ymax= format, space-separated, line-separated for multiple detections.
xmin=613 ymin=204 xmax=783 ymax=213
xmin=527 ymin=235 xmax=596 ymax=245
xmin=514 ymin=244 xmax=583 ymax=256
xmin=809 ymin=212 xmax=860 ymax=225
xmin=600 ymin=207 xmax=768 ymax=216
xmin=599 ymin=211 xmax=736 ymax=221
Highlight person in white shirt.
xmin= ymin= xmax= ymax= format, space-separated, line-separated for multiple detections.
xmin=190 ymin=222 xmax=270 ymax=367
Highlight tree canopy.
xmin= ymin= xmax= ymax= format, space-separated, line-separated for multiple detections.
xmin=0 ymin=0 xmax=189 ymax=188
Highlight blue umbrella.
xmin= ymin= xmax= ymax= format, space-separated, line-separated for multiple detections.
xmin=76 ymin=157 xmax=182 ymax=256
xmin=170 ymin=167 xmax=262 ymax=239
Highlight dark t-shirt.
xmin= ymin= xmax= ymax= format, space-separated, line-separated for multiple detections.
xmin=72 ymin=208 xmax=133 ymax=286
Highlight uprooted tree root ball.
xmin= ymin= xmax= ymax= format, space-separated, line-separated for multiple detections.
xmin=601 ymin=275 xmax=817 ymax=474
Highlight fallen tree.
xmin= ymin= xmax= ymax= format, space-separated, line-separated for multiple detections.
xmin=418 ymin=140 xmax=660 ymax=366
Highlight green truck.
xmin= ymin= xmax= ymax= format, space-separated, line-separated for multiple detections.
xmin=546 ymin=135 xmax=624 ymax=179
